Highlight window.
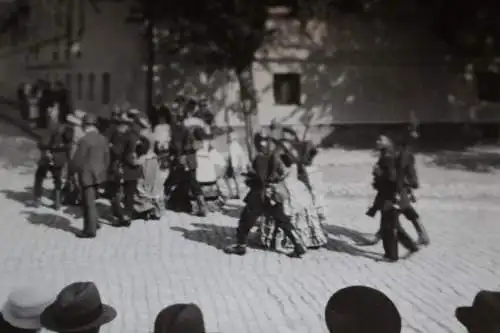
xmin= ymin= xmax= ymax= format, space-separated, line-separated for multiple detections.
xmin=273 ymin=73 xmax=301 ymax=105
xmin=76 ymin=73 xmax=83 ymax=100
xmin=88 ymin=73 xmax=95 ymax=100
xmin=475 ymin=71 xmax=500 ymax=102
xmin=65 ymin=73 xmax=71 ymax=92
xmin=101 ymin=72 xmax=111 ymax=104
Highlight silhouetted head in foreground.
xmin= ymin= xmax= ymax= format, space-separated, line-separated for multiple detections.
xmin=456 ymin=290 xmax=500 ymax=333
xmin=154 ymin=303 xmax=205 ymax=333
xmin=324 ymin=285 xmax=401 ymax=333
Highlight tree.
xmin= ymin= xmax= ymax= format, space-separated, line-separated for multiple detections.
xmin=432 ymin=0 xmax=500 ymax=141
xmin=132 ymin=0 xmax=273 ymax=158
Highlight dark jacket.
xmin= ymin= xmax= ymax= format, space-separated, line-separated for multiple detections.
xmin=170 ymin=124 xmax=197 ymax=170
xmin=372 ymin=149 xmax=398 ymax=199
xmin=38 ymin=124 xmax=73 ymax=167
xmin=108 ymin=129 xmax=128 ymax=179
xmin=121 ymin=129 xmax=142 ymax=181
xmin=71 ymin=128 xmax=110 ymax=187
xmin=396 ymin=146 xmax=419 ymax=207
xmin=244 ymin=150 xmax=287 ymax=206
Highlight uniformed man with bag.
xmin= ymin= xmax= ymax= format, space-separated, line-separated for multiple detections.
xmin=33 ymin=120 xmax=74 ymax=209
xmin=108 ymin=113 xmax=133 ymax=227
xmin=118 ymin=115 xmax=143 ymax=224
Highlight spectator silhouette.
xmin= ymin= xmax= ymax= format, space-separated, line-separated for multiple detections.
xmin=0 ymin=286 xmax=55 ymax=333
xmin=40 ymin=281 xmax=116 ymax=333
xmin=456 ymin=290 xmax=500 ymax=333
xmin=324 ymin=286 xmax=401 ymax=333
xmin=154 ymin=303 xmax=206 ymax=333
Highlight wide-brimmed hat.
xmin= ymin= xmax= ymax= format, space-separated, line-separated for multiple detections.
xmin=1 ymin=286 xmax=56 ymax=330
xmin=66 ymin=114 xmax=81 ymax=126
xmin=324 ymin=286 xmax=401 ymax=333
xmin=154 ymin=303 xmax=205 ymax=333
xmin=128 ymin=108 xmax=140 ymax=118
xmin=40 ymin=282 xmax=116 ymax=332
xmin=137 ymin=117 xmax=150 ymax=129
xmin=456 ymin=290 xmax=500 ymax=331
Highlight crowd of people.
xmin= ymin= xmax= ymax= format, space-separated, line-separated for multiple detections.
xmin=17 ymin=80 xmax=72 ymax=130
xmin=27 ymin=89 xmax=434 ymax=262
xmin=0 ymin=281 xmax=496 ymax=333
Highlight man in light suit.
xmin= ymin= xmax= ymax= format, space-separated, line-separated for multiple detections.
xmin=70 ymin=113 xmax=110 ymax=238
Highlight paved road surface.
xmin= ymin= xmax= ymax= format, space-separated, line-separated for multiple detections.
xmin=0 ymin=121 xmax=499 ymax=333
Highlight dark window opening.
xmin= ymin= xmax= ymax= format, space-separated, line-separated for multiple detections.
xmin=273 ymin=73 xmax=301 ymax=105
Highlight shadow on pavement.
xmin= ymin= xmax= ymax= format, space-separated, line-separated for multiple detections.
xmin=426 ymin=151 xmax=500 ymax=173
xmin=61 ymin=201 xmax=113 ymax=225
xmin=21 ymin=210 xmax=80 ymax=235
xmin=0 ymin=187 xmax=34 ymax=206
xmin=323 ymin=224 xmax=382 ymax=261
xmin=171 ymin=222 xmax=267 ymax=251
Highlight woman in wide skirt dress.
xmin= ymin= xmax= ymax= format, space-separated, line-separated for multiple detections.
xmin=253 ymin=155 xmax=328 ymax=250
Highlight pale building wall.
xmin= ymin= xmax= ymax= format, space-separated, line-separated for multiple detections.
xmin=157 ymin=12 xmax=499 ymax=128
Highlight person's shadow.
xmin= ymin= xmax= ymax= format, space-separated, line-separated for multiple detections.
xmin=323 ymin=224 xmax=383 ymax=261
xmin=21 ymin=210 xmax=81 ymax=235
xmin=0 ymin=187 xmax=35 ymax=206
xmin=171 ymin=222 xmax=266 ymax=251
xmin=171 ymin=223 xmax=234 ymax=250
xmin=61 ymin=200 xmax=113 ymax=226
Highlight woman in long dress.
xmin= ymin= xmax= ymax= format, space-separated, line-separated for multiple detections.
xmin=195 ymin=133 xmax=226 ymax=212
xmin=253 ymin=138 xmax=328 ymax=250
xmin=133 ymin=136 xmax=164 ymax=220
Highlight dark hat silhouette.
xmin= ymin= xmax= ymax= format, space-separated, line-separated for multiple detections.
xmin=82 ymin=114 xmax=98 ymax=126
xmin=456 ymin=290 xmax=500 ymax=331
xmin=324 ymin=286 xmax=401 ymax=333
xmin=40 ymin=282 xmax=116 ymax=332
xmin=154 ymin=303 xmax=205 ymax=333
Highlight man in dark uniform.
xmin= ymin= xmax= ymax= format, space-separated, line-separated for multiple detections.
xmin=108 ymin=113 xmax=133 ymax=227
xmin=224 ymin=132 xmax=307 ymax=257
xmin=103 ymin=106 xmax=123 ymax=199
xmin=365 ymin=135 xmax=418 ymax=262
xmin=396 ymin=127 xmax=430 ymax=246
xmin=33 ymin=121 xmax=74 ymax=209
xmin=104 ymin=106 xmax=122 ymax=140
xmin=118 ymin=115 xmax=143 ymax=224
xmin=164 ymin=115 xmax=207 ymax=216
xmin=70 ymin=113 xmax=110 ymax=238
xmin=52 ymin=81 xmax=72 ymax=124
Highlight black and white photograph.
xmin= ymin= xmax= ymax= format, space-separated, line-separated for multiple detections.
xmin=0 ymin=0 xmax=499 ymax=332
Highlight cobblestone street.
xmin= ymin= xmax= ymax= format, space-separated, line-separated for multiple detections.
xmin=0 ymin=122 xmax=499 ymax=333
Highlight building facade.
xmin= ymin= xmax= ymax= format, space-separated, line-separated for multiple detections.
xmin=0 ymin=1 xmax=499 ymax=127
xmin=0 ymin=0 xmax=144 ymax=117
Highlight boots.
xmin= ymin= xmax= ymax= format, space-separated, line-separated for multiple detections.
xmin=284 ymin=229 xmax=307 ymax=258
xmin=195 ymin=195 xmax=207 ymax=217
xmin=411 ymin=218 xmax=430 ymax=246
xmin=33 ymin=197 xmax=41 ymax=208
xmin=224 ymin=243 xmax=247 ymax=255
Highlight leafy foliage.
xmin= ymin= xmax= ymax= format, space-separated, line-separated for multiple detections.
xmin=138 ymin=0 xmax=270 ymax=73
